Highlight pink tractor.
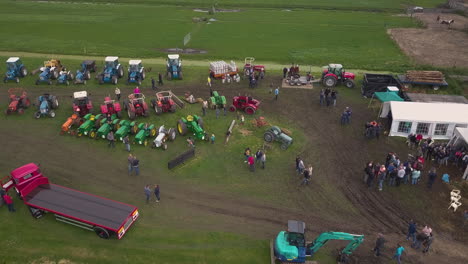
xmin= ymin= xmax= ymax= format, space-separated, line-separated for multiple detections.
xmin=321 ymin=64 xmax=355 ymax=88
xmin=72 ymin=91 xmax=93 ymax=117
xmin=100 ymin=96 xmax=122 ymax=118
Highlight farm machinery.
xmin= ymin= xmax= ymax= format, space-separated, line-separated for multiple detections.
xmin=134 ymin=123 xmax=156 ymax=146
xmin=34 ymin=59 xmax=66 ymax=83
xmin=228 ymin=95 xmax=260 ymax=115
xmin=100 ymin=96 xmax=122 ymax=118
xmin=243 ymin=57 xmax=265 ymax=78
xmin=98 ymin=56 xmax=124 ymax=84
xmin=263 ymin=126 xmax=293 ymax=150
xmin=152 ymin=125 xmax=176 ymax=150
xmin=209 ymin=91 xmax=226 ymax=109
xmin=271 ymin=220 xmax=364 ymax=264
xmin=74 ymin=60 xmax=96 ymax=84
xmin=4 ymin=57 xmax=27 ymax=83
xmin=177 ymin=115 xmax=208 ymax=141
xmin=322 ymin=64 xmax=355 ymax=88
xmin=96 ymin=115 xmax=120 ymax=140
xmin=35 ymin=67 xmax=54 ymax=85
xmin=124 ymin=93 xmax=149 ymax=120
xmin=5 ymin=88 xmax=30 ymax=115
xmin=76 ymin=114 xmax=103 ymax=137
xmin=209 ymin=60 xmax=240 ymax=81
xmin=166 ymin=54 xmax=182 ymax=80
xmin=115 ymin=120 xmax=138 ymax=141
xmin=150 ymin=91 xmax=182 ymax=114
xmin=127 ymin=60 xmax=145 ymax=85
xmin=57 ymin=70 xmax=75 ymax=85
xmin=34 ymin=94 xmax=59 ymax=119
xmin=72 ymin=91 xmax=93 ymax=117
xmin=60 ymin=114 xmax=82 ymax=135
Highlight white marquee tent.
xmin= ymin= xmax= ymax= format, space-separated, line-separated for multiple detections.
xmin=380 ymin=101 xmax=468 ymax=140
xmin=449 ymin=127 xmax=468 ymax=180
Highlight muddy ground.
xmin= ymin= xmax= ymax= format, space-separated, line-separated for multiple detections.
xmin=1 ymin=76 xmax=467 ymax=263
xmin=388 ymin=12 xmax=468 ymax=68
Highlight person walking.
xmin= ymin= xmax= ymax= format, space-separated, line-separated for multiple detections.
xmin=378 ymin=165 xmax=386 ymax=191
xmin=422 ymin=233 xmax=434 ymax=253
xmin=392 ymin=244 xmax=405 ymax=264
xmin=411 ymin=169 xmax=421 ymax=185
xmin=364 ymin=161 xmax=373 ymax=184
xmin=127 ymin=154 xmax=134 ymax=175
xmin=202 ymin=100 xmax=208 ymax=116
xmin=274 ymin=87 xmax=279 ymax=100
xmin=427 ymin=168 xmax=437 ymax=189
xmin=115 ymin=87 xmax=121 ymax=101
xmin=151 ymin=77 xmax=156 ymax=90
xmin=3 ymin=193 xmax=15 ymax=212
xmin=406 ymin=220 xmax=417 ymax=242
xmin=319 ymin=89 xmax=325 ymax=106
xmin=215 ymin=107 xmax=220 ymax=119
xmin=300 ymin=168 xmax=311 ymax=186
xmin=132 ymin=156 xmax=140 ymax=176
xmin=187 ymin=137 xmax=195 ymax=148
xmin=144 ymin=185 xmax=151 ymax=203
xmin=325 ymin=88 xmax=331 ymax=106
xmin=282 ymin=67 xmax=288 ymax=78
xmin=373 ymin=233 xmax=386 ymax=257
xmin=412 ymin=233 xmax=425 ymax=249
xmin=107 ymin=131 xmax=115 ymax=148
xmin=123 ymin=135 xmax=131 ymax=152
xmin=248 ymin=155 xmax=255 ymax=172
xmin=255 ymin=149 xmax=263 ymax=163
xmin=154 ymin=184 xmax=160 ymax=203
xmin=158 ymin=72 xmax=163 ymax=86
xmin=261 ymin=152 xmax=266 ymax=169
xmin=207 ymin=76 xmax=212 ymax=87
xmin=331 ymin=90 xmax=337 ymax=106
xmin=298 ymin=159 xmax=305 ymax=174
xmin=240 ymin=115 xmax=245 ymax=125
xmin=209 ymin=134 xmax=215 ymax=144
xmin=397 ymin=165 xmax=405 ymax=186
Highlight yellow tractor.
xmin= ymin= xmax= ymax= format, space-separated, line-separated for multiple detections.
xmin=33 ymin=59 xmax=66 ymax=79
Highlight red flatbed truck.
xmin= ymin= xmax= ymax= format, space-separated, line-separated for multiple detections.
xmin=1 ymin=163 xmax=139 ymax=239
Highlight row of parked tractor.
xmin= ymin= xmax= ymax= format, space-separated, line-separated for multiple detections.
xmin=3 ymin=55 xmax=183 ymax=85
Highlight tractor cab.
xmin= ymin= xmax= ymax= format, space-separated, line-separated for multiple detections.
xmin=105 ymin=56 xmax=120 ymax=70
xmin=1 ymin=163 xmax=43 ymax=193
xmin=323 ymin=64 xmax=343 ymax=78
xmin=322 ymin=63 xmax=355 ymax=88
xmin=6 ymin=57 xmax=21 ymax=71
xmin=129 ymin=60 xmax=143 ymax=72
xmin=73 ymin=91 xmax=92 ymax=117
xmin=166 ymin=54 xmax=182 ymax=80
xmin=82 ymin=60 xmax=96 ymax=72
xmin=286 ymin=220 xmax=306 ymax=247
xmin=167 ymin=54 xmax=181 ymax=68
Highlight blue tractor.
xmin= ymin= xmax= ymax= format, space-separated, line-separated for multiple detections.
xmin=127 ymin=60 xmax=145 ymax=85
xmin=166 ymin=54 xmax=183 ymax=80
xmin=57 ymin=70 xmax=75 ymax=85
xmin=4 ymin=57 xmax=28 ymax=83
xmin=98 ymin=56 xmax=124 ymax=85
xmin=34 ymin=93 xmax=59 ymax=119
xmin=35 ymin=67 xmax=54 ymax=85
xmin=74 ymin=60 xmax=96 ymax=84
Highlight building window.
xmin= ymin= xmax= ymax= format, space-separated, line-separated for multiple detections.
xmin=416 ymin=123 xmax=430 ymax=135
xmin=434 ymin=124 xmax=449 ymax=136
xmin=397 ymin=122 xmax=412 ymax=133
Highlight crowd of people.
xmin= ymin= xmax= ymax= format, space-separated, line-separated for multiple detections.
xmin=243 ymin=148 xmax=266 ymax=172
xmin=364 ymin=121 xmax=382 ymax=139
xmin=319 ymin=88 xmax=338 ymax=107
xmin=296 ymin=156 xmax=313 ymax=186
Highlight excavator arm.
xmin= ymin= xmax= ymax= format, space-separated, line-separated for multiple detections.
xmin=308 ymin=232 xmax=364 ymax=257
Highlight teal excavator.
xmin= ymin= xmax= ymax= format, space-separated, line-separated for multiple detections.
xmin=271 ymin=220 xmax=364 ymax=264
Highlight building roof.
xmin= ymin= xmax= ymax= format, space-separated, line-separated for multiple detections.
xmin=105 ymin=56 xmax=119 ymax=62
xmin=389 ymin=101 xmax=468 ymax=123
xmin=374 ymin=92 xmax=404 ymax=102
xmin=455 ymin=127 xmax=468 ymax=143
xmin=129 ymin=60 xmax=141 ymax=65
xmin=405 ymin=93 xmax=468 ymax=104
xmin=6 ymin=57 xmax=20 ymax=63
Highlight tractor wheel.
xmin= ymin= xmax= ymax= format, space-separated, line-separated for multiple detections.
xmin=150 ymin=99 xmax=156 ymax=108
xmin=151 ymin=142 xmax=156 ymax=149
xmin=49 ymin=111 xmax=56 ymax=118
xmin=177 ymin=120 xmax=187 ymax=136
xmin=52 ymin=97 xmax=59 ymax=109
xmin=118 ymin=67 xmax=124 ymax=78
xmin=170 ymin=104 xmax=176 ymax=113
xmin=155 ymin=106 xmax=162 ymax=115
xmin=142 ymin=71 xmax=146 ymax=80
xmin=151 ymin=128 xmax=156 ymax=137
xmin=168 ymin=128 xmax=176 ymax=141
xmin=89 ymin=131 xmax=97 ymax=139
xmin=245 ymin=106 xmax=255 ymax=115
xmin=112 ymin=76 xmax=118 ymax=85
xmin=197 ymin=117 xmax=204 ymax=129
xmin=323 ymin=76 xmax=337 ymax=87
xmin=34 ymin=111 xmax=41 ymax=119
xmin=15 ymin=77 xmax=19 ymax=83
xmin=23 ymin=98 xmax=31 ymax=108
xmin=143 ymin=110 xmax=149 ymax=117
xmin=85 ymin=71 xmax=91 ymax=80
xmin=94 ymin=227 xmax=110 ymax=239
xmin=128 ymin=109 xmax=136 ymax=120
xmin=167 ymin=72 xmax=172 ymax=80
xmin=77 ymin=132 xmax=83 ymax=137
xmin=280 ymin=143 xmax=288 ymax=150
xmin=179 ymin=71 xmax=183 ymax=80
xmin=264 ymin=132 xmax=275 ymax=142
xmin=35 ymin=80 xmax=39 ymax=85
xmin=344 ymin=79 xmax=355 ymax=89
xmin=229 ymin=105 xmax=236 ymax=112
xmin=20 ymin=67 xmax=27 ymax=77
xmin=162 ymin=143 xmax=168 ymax=150
xmin=5 ymin=109 xmax=10 ymax=115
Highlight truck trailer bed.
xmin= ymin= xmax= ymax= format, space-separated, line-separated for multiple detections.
xmin=25 ymin=183 xmax=136 ymax=230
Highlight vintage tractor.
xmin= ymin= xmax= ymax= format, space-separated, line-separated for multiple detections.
xmin=6 ymin=88 xmax=30 ymax=115
xmin=228 ymin=95 xmax=260 ymax=115
xmin=35 ymin=67 xmax=54 ymax=85
xmin=151 ymin=125 xmax=176 ymax=150
xmin=57 ymin=70 xmax=75 ymax=85
xmin=76 ymin=114 xmax=103 ymax=137
xmin=133 ymin=123 xmax=156 ymax=146
xmin=166 ymin=54 xmax=182 ymax=80
xmin=322 ymin=64 xmax=355 ymax=88
xmin=115 ymin=120 xmax=138 ymax=141
xmin=263 ymin=126 xmax=293 ymax=150
xmin=74 ymin=60 xmax=95 ymax=84
xmin=243 ymin=57 xmax=265 ymax=78
xmin=72 ymin=91 xmax=93 ymax=117
xmin=127 ymin=60 xmax=145 ymax=85
xmin=124 ymin=93 xmax=149 ymax=120
xmin=96 ymin=115 xmax=120 ymax=140
xmin=100 ymin=96 xmax=122 ymax=118
xmin=98 ymin=56 xmax=124 ymax=84
xmin=33 ymin=59 xmax=65 ymax=80
xmin=150 ymin=92 xmax=177 ymax=114
xmin=177 ymin=115 xmax=208 ymax=141
xmin=35 ymin=93 xmax=59 ymax=119
xmin=209 ymin=91 xmax=226 ymax=109
xmin=60 ymin=114 xmax=82 ymax=135
xmin=4 ymin=57 xmax=27 ymax=83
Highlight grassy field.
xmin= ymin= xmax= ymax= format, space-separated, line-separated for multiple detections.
xmin=0 ymin=0 xmax=422 ymax=71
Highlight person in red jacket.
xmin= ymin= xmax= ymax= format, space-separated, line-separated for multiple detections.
xmin=3 ymin=193 xmax=15 ymax=212
xmin=248 ymin=155 xmax=255 ymax=172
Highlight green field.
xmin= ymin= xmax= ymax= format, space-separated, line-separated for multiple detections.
xmin=0 ymin=0 xmax=426 ymax=71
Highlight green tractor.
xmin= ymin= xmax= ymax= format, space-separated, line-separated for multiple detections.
xmin=115 ymin=120 xmax=138 ymax=142
xmin=263 ymin=126 xmax=293 ymax=150
xmin=209 ymin=91 xmax=226 ymax=109
xmin=76 ymin=114 xmax=103 ymax=137
xmin=96 ymin=115 xmax=120 ymax=140
xmin=134 ymin=123 xmax=157 ymax=146
xmin=177 ymin=115 xmax=208 ymax=141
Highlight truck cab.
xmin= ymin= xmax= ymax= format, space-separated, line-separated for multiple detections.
xmin=2 ymin=163 xmax=45 ymax=197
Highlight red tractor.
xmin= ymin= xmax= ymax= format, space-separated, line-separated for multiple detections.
xmin=100 ymin=96 xmax=122 ymax=118
xmin=228 ymin=95 xmax=261 ymax=115
xmin=124 ymin=93 xmax=149 ymax=120
xmin=6 ymin=88 xmax=30 ymax=115
xmin=150 ymin=91 xmax=176 ymax=115
xmin=244 ymin=57 xmax=265 ymax=78
xmin=322 ymin=64 xmax=355 ymax=88
xmin=72 ymin=91 xmax=93 ymax=117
